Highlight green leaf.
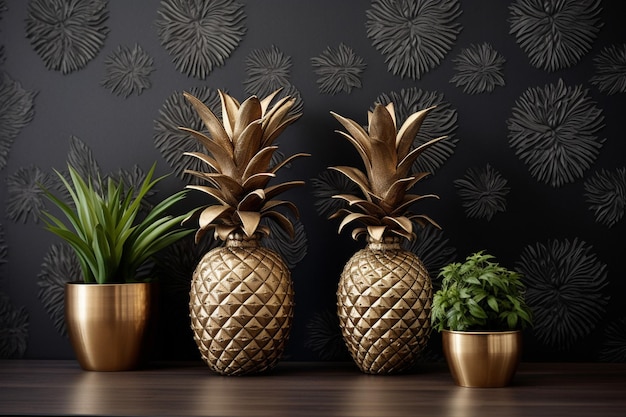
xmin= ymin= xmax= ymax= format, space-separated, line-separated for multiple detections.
xmin=487 ymin=295 xmax=499 ymax=312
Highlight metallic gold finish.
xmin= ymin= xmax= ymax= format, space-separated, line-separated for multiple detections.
xmin=442 ymin=330 xmax=522 ymax=387
xmin=329 ymin=103 xmax=441 ymax=374
xmin=65 ymin=282 xmax=156 ymax=371
xmin=189 ymin=235 xmax=294 ymax=376
xmin=180 ymin=90 xmax=308 ymax=243
xmin=337 ymin=237 xmax=432 ymax=374
xmin=180 ymin=90 xmax=305 ymax=376
xmin=329 ymin=104 xmax=446 ymax=242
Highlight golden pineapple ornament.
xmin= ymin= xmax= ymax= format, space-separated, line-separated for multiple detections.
xmin=180 ymin=89 xmax=308 ymax=375
xmin=330 ymin=102 xmax=446 ymax=374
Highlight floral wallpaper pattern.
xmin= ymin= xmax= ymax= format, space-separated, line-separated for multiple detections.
xmin=509 ymin=0 xmax=602 ymax=72
xmin=311 ymin=43 xmax=366 ymax=95
xmin=101 ymin=44 xmax=155 ymax=98
xmin=454 ymin=164 xmax=510 ymax=221
xmin=590 ymin=44 xmax=626 ymax=95
xmin=450 ymin=43 xmax=506 ymax=94
xmin=155 ymin=0 xmax=246 ymax=79
xmin=517 ymin=238 xmax=609 ymax=350
xmin=25 ymin=0 xmax=109 ymax=74
xmin=0 ymin=0 xmax=624 ymax=363
xmin=366 ymin=0 xmax=462 ymax=79
xmin=0 ymin=73 xmax=36 ymax=170
xmin=583 ymin=167 xmax=626 ymax=228
xmin=507 ymin=79 xmax=605 ymax=187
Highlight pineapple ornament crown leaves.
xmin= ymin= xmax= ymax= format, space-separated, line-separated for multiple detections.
xmin=179 ymin=89 xmax=310 ymax=243
xmin=329 ymin=102 xmax=446 ymax=242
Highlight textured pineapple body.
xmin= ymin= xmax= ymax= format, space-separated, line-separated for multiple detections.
xmin=337 ymin=243 xmax=432 ymax=374
xmin=189 ymin=242 xmax=294 ymax=375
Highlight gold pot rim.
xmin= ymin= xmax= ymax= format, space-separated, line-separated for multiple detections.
xmin=442 ymin=329 xmax=522 ymax=335
xmin=65 ymin=281 xmax=154 ymax=287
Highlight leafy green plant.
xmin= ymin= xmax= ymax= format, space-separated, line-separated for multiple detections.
xmin=41 ymin=163 xmax=193 ymax=284
xmin=431 ymin=251 xmax=532 ymax=331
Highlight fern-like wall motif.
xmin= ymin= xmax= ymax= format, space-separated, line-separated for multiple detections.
xmin=154 ymin=87 xmax=221 ymax=183
xmin=366 ymin=0 xmax=462 ymax=79
xmin=591 ymin=44 xmax=626 ymax=95
xmin=101 ymin=44 xmax=154 ymax=98
xmin=507 ymin=79 xmax=605 ymax=187
xmin=454 ymin=164 xmax=510 ymax=221
xmin=516 ymin=238 xmax=609 ymax=350
xmin=509 ymin=0 xmax=602 ymax=72
xmin=0 ymin=73 xmax=36 ymax=170
xmin=450 ymin=43 xmax=506 ymax=95
xmin=584 ymin=167 xmax=626 ymax=228
xmin=156 ymin=0 xmax=246 ymax=79
xmin=25 ymin=0 xmax=108 ymax=74
xmin=311 ymin=43 xmax=366 ymax=95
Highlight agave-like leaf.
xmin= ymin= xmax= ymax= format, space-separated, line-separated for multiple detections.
xmin=368 ymin=104 xmax=396 ymax=148
xmin=259 ymin=88 xmax=282 ymax=115
xmin=263 ymin=180 xmax=305 ymax=201
xmin=181 ymin=90 xmax=305 ymax=241
xmin=238 ymin=189 xmax=265 ymax=211
xmin=183 ymin=151 xmax=221 ymax=172
xmin=397 ymin=135 xmax=447 ymax=176
xmin=269 ymin=152 xmax=311 ymax=175
xmin=242 ymin=146 xmax=278 ymax=181
xmin=179 ymin=127 xmax=237 ymax=178
xmin=183 ymin=92 xmax=232 ymax=154
xmin=382 ymin=215 xmax=413 ymax=235
xmin=198 ymin=205 xmax=232 ymax=230
xmin=236 ymin=210 xmax=261 ymax=237
xmin=261 ymin=200 xmax=300 ymax=219
xmin=261 ymin=95 xmax=293 ymax=131
xmin=330 ymin=166 xmax=374 ymax=202
xmin=408 ymin=213 xmax=442 ymax=229
xmin=201 ymin=173 xmax=244 ymax=201
xmin=396 ymin=106 xmax=436 ymax=159
xmin=337 ymin=212 xmax=378 ymax=234
xmin=185 ymin=184 xmax=229 ymax=206
xmin=393 ymin=193 xmax=439 ymax=215
xmin=233 ymin=120 xmax=263 ymax=170
xmin=234 ymin=96 xmax=262 ymax=142
xmin=263 ymin=113 xmax=303 ymax=147
xmin=330 ymin=112 xmax=372 ymax=165
xmin=242 ymin=172 xmax=275 ymax=191
xmin=382 ymin=176 xmax=417 ymax=210
xmin=366 ymin=225 xmax=387 ymax=242
xmin=263 ymin=210 xmax=296 ymax=238
xmin=218 ymin=90 xmax=240 ymax=139
xmin=352 ymin=227 xmax=369 ymax=240
xmin=332 ymin=194 xmax=385 ymax=217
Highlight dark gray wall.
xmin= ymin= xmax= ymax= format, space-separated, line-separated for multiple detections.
xmin=1 ymin=0 xmax=625 ymax=363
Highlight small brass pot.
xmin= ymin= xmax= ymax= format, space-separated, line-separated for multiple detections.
xmin=442 ymin=330 xmax=522 ymax=387
xmin=65 ymin=282 xmax=157 ymax=371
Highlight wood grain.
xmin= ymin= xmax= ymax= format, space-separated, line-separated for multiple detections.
xmin=1 ymin=361 xmax=625 ymax=416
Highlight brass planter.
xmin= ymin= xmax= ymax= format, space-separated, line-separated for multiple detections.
xmin=442 ymin=330 xmax=522 ymax=387
xmin=65 ymin=282 xmax=156 ymax=371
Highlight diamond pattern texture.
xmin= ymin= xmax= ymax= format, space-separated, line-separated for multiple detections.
xmin=337 ymin=244 xmax=432 ymax=374
xmin=190 ymin=243 xmax=294 ymax=375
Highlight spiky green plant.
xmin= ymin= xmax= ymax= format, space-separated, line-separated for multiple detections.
xmin=41 ymin=163 xmax=192 ymax=284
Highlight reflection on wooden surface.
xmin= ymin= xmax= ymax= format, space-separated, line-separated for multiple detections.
xmin=1 ymin=361 xmax=625 ymax=417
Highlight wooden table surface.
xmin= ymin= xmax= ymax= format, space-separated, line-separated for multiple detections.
xmin=1 ymin=360 xmax=625 ymax=417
